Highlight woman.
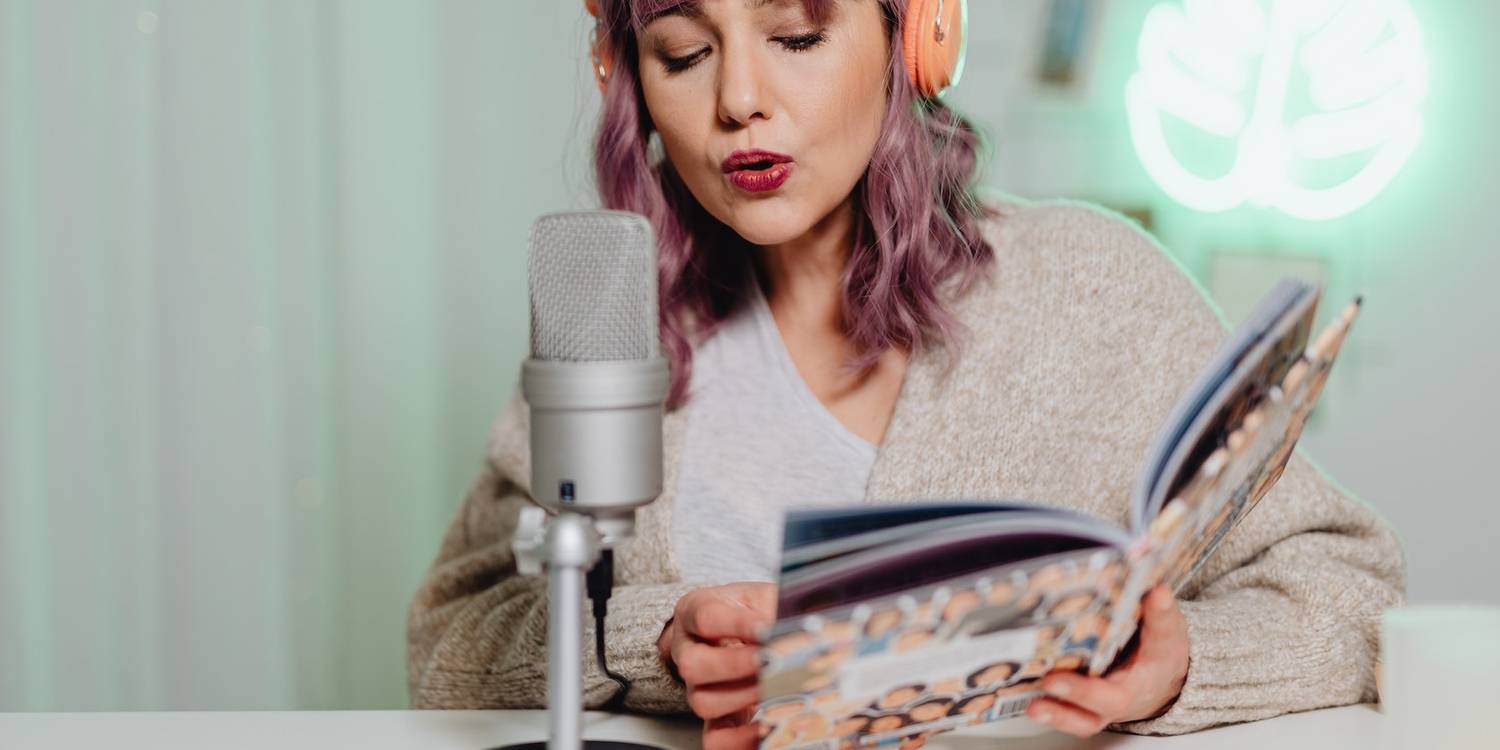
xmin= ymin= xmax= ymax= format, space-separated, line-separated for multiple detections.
xmin=406 ymin=0 xmax=1404 ymax=746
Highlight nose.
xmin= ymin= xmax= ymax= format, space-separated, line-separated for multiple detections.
xmin=716 ymin=37 xmax=769 ymax=126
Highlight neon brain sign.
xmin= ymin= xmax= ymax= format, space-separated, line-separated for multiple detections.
xmin=1126 ymin=0 xmax=1428 ymax=220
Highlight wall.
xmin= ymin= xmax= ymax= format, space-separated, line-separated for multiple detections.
xmin=0 ymin=0 xmax=597 ymax=711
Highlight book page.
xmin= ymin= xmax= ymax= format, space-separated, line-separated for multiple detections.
xmin=1159 ymin=342 xmax=1339 ymax=592
xmin=754 ymin=549 xmax=1128 ymax=750
xmin=1091 ymin=303 xmax=1353 ymax=672
xmin=1128 ymin=279 xmax=1314 ymax=531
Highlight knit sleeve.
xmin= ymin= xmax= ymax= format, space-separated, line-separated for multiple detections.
xmin=405 ymin=394 xmax=700 ymax=714
xmin=1113 ymin=449 xmax=1405 ymax=734
xmin=1048 ymin=203 xmax=1408 ymax=734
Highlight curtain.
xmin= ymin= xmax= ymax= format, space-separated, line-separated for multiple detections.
xmin=0 ymin=0 xmax=598 ymax=710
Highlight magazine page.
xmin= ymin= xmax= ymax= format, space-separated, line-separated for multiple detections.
xmin=780 ymin=504 xmax=1045 ymax=573
xmin=777 ymin=513 xmax=1130 ymax=618
xmin=756 ymin=549 xmax=1129 ymax=749
xmin=1153 ymin=297 xmax=1359 ymax=593
xmin=780 ymin=503 xmax=1119 ymax=574
xmin=1126 ymin=278 xmax=1318 ymax=532
xmin=1089 ymin=296 xmax=1359 ymax=673
xmin=755 ymin=515 xmax=1131 ymax=750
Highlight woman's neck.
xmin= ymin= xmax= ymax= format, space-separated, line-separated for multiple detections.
xmin=756 ymin=198 xmax=856 ymax=334
xmin=750 ymin=197 xmax=909 ymax=447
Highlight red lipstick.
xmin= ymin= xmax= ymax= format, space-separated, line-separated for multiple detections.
xmin=722 ymin=149 xmax=794 ymax=193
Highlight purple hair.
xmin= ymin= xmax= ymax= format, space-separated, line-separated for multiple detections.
xmin=591 ymin=0 xmax=1000 ymax=410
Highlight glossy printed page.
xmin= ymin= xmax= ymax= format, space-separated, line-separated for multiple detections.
xmin=755 ymin=549 xmax=1130 ymax=750
xmin=1091 ymin=296 xmax=1360 ymax=674
xmin=1129 ymin=277 xmax=1319 ymax=531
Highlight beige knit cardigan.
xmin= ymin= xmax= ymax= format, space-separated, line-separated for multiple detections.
xmin=405 ymin=198 xmax=1405 ymax=735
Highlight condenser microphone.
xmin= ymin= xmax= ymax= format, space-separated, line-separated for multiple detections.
xmin=507 ymin=210 xmax=670 ymax=750
xmin=522 ymin=210 xmax=669 ymax=537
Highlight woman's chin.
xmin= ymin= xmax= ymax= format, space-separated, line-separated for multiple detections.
xmin=720 ymin=206 xmax=810 ymax=247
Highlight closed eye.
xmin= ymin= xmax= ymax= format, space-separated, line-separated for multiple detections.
xmin=661 ymin=31 xmax=829 ymax=74
xmin=777 ymin=31 xmax=828 ymax=52
xmin=663 ymin=48 xmax=709 ymax=73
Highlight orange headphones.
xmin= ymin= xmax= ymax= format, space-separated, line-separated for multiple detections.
xmin=584 ymin=0 xmax=967 ymax=99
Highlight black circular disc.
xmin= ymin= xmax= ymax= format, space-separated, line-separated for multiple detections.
xmin=493 ymin=742 xmax=667 ymax=750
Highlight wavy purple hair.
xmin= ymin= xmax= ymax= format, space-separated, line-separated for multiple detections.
xmin=591 ymin=0 xmax=1000 ymax=409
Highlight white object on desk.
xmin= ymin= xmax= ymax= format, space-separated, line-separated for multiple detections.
xmin=0 ymin=705 xmax=1384 ymax=749
xmin=1381 ymin=604 xmax=1500 ymax=750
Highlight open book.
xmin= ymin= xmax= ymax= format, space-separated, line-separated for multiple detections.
xmin=751 ymin=279 xmax=1359 ymax=749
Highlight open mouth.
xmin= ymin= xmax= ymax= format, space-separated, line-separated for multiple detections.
xmin=722 ymin=149 xmax=794 ymax=173
xmin=722 ymin=149 xmax=795 ymax=192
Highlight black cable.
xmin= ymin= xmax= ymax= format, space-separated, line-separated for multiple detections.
xmin=587 ymin=548 xmax=632 ymax=712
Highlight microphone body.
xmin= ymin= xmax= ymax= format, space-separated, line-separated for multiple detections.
xmin=521 ymin=357 xmax=668 ymax=523
xmin=522 ymin=209 xmax=667 ymax=530
xmin=506 ymin=210 xmax=669 ymax=750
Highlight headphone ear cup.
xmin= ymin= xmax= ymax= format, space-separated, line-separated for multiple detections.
xmin=902 ymin=0 xmax=966 ymax=98
xmin=585 ymin=0 xmax=612 ymax=92
xmin=901 ymin=0 xmax=931 ymax=94
xmin=590 ymin=24 xmax=613 ymax=92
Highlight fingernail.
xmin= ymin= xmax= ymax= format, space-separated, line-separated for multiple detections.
xmin=1034 ymin=707 xmax=1053 ymax=723
xmin=1046 ymin=680 xmax=1070 ymax=697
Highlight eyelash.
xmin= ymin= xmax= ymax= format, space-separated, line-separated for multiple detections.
xmin=663 ymin=32 xmax=828 ymax=73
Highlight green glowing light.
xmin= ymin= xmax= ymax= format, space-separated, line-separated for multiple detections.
xmin=1126 ymin=0 xmax=1428 ymax=221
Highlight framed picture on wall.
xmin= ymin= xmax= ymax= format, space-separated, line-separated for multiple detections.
xmin=1080 ymin=198 xmax=1154 ymax=235
xmin=1036 ymin=0 xmax=1102 ymax=92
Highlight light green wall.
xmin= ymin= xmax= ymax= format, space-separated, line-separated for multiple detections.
xmin=0 ymin=0 xmax=597 ymax=710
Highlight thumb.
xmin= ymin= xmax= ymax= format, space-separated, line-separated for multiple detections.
xmin=1136 ymin=586 xmax=1188 ymax=665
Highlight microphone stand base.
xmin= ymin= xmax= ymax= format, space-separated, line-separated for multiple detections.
xmin=492 ymin=741 xmax=667 ymax=750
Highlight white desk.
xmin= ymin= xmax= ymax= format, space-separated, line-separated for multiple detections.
xmin=0 ymin=704 xmax=1382 ymax=749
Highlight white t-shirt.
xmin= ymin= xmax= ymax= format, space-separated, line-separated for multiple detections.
xmin=671 ymin=278 xmax=878 ymax=584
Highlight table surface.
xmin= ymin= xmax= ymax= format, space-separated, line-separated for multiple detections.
xmin=0 ymin=704 xmax=1384 ymax=749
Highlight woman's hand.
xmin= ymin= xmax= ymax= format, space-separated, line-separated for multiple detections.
xmin=656 ymin=582 xmax=777 ymax=750
xmin=1026 ymin=585 xmax=1190 ymax=737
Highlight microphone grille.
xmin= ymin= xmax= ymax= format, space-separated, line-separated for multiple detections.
xmin=528 ymin=210 xmax=659 ymax=361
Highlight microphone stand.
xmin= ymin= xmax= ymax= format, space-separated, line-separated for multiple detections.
xmin=543 ymin=511 xmax=598 ymax=750
xmin=500 ymin=351 xmax=673 ymax=750
xmin=500 ymin=508 xmax=665 ymax=750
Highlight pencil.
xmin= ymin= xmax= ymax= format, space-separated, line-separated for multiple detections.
xmin=1309 ymin=295 xmax=1362 ymax=364
xmin=1281 ymin=295 xmax=1361 ymax=395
